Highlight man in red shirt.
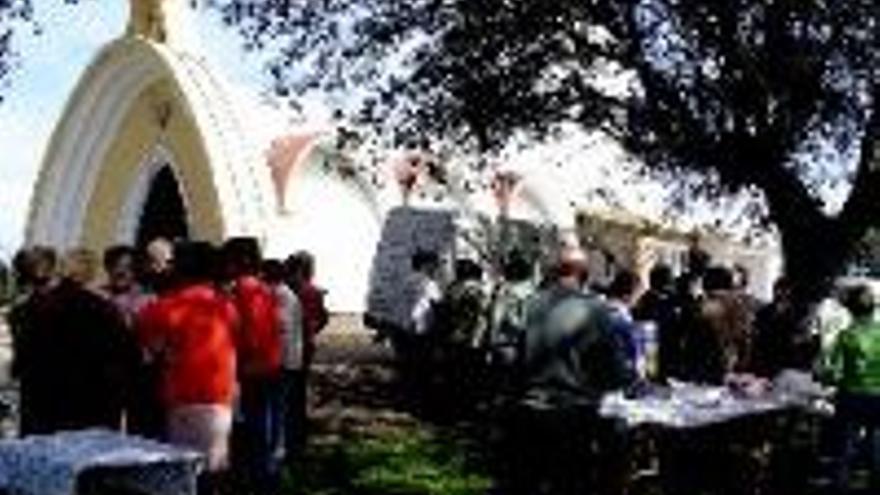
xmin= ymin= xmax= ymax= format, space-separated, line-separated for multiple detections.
xmin=223 ymin=237 xmax=283 ymax=495
xmin=137 ymin=242 xmax=239 ymax=494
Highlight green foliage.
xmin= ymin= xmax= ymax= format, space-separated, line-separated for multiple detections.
xmin=204 ymin=1 xmax=880 ymax=178
xmin=0 ymin=0 xmax=34 ymax=99
xmin=206 ymin=0 xmax=626 ymax=151
xmin=203 ymin=0 xmax=880 ymax=309
xmin=0 ymin=0 xmax=85 ymax=102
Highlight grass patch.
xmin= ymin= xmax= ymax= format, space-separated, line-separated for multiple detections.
xmin=285 ymin=428 xmax=491 ymax=495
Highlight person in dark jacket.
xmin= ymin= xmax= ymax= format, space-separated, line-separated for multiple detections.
xmin=502 ymin=250 xmax=633 ymax=495
xmin=19 ymin=249 xmax=139 ymax=434
xmin=522 ymin=253 xmax=632 ymax=408
xmin=606 ymin=270 xmax=644 ymax=381
xmin=286 ymin=251 xmax=329 ymax=371
xmin=102 ymin=245 xmax=162 ymax=439
xmin=751 ymin=277 xmax=813 ymax=377
xmin=223 ymin=238 xmax=283 ymax=495
xmin=488 ymin=252 xmax=535 ymax=375
xmin=634 ymin=264 xmax=682 ymax=380
xmin=681 ymin=266 xmax=753 ymax=384
xmin=10 ymin=246 xmax=59 ymax=435
xmin=434 ymin=259 xmax=489 ymax=415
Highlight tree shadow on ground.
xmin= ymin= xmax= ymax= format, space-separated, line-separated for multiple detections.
xmin=285 ymin=426 xmax=490 ymax=495
xmin=286 ymin=359 xmax=493 ymax=495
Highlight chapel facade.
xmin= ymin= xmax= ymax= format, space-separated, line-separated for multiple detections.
xmin=26 ymin=0 xmax=582 ymax=314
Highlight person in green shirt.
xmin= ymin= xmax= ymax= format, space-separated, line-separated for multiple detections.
xmin=823 ymin=284 xmax=880 ymax=491
xmin=825 ymin=286 xmax=880 ymax=392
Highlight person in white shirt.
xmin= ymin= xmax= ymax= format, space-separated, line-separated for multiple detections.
xmin=814 ymin=285 xmax=853 ymax=355
xmin=393 ymin=250 xmax=442 ymax=390
xmin=410 ymin=263 xmax=443 ymax=336
xmin=395 ymin=250 xmax=442 ymax=336
xmin=262 ymin=259 xmax=306 ymax=462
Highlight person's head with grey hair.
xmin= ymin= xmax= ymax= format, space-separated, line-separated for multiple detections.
xmin=145 ymin=237 xmax=173 ymax=276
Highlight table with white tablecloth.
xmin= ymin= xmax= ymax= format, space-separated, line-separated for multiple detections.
xmin=599 ymin=375 xmax=833 ymax=493
xmin=600 ymin=386 xmax=797 ymax=429
xmin=600 ymin=373 xmax=832 ymax=429
xmin=0 ymin=429 xmax=203 ymax=495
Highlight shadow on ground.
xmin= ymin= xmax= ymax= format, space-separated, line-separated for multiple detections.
xmin=285 ymin=327 xmax=492 ymax=495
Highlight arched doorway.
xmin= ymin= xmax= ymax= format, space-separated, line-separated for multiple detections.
xmin=28 ymin=39 xmax=272 ymax=250
xmin=136 ymin=166 xmax=189 ymax=247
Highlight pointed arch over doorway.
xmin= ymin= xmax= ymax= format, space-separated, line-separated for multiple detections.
xmin=136 ymin=166 xmax=189 ymax=247
xmin=26 ymin=38 xmax=275 ymax=251
xmin=115 ymin=144 xmax=192 ymax=246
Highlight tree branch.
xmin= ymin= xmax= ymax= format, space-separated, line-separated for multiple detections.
xmin=838 ymin=88 xmax=880 ymax=237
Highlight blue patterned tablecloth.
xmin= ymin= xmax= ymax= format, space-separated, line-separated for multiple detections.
xmin=0 ymin=429 xmax=203 ymax=495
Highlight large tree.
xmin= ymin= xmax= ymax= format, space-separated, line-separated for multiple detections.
xmin=204 ymin=0 xmax=880 ymax=315
xmin=0 ymin=0 xmax=36 ymax=101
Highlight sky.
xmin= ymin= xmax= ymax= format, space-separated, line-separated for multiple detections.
xmin=0 ymin=0 xmax=271 ymax=256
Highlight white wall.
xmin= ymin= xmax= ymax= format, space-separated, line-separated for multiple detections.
xmin=267 ymin=155 xmax=383 ymax=313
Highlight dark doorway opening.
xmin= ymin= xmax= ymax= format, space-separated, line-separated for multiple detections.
xmin=136 ymin=166 xmax=189 ymax=248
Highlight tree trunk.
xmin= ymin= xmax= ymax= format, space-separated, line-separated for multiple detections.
xmin=783 ymin=103 xmax=880 ymax=321
xmin=754 ymin=148 xmax=866 ymax=325
xmin=778 ymin=218 xmax=852 ymax=324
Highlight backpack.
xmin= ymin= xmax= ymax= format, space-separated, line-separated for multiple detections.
xmin=445 ymin=283 xmax=488 ymax=346
xmin=490 ymin=285 xmax=532 ymax=363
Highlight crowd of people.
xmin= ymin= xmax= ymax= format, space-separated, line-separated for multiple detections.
xmin=7 ymin=238 xmax=329 ymax=495
xmin=8 ymin=234 xmax=880 ymax=494
xmin=381 ymin=244 xmax=880 ymax=494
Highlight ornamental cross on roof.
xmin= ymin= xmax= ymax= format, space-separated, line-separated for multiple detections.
xmin=128 ymin=0 xmax=183 ymax=43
